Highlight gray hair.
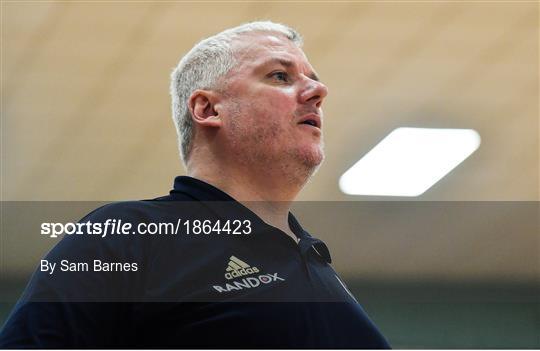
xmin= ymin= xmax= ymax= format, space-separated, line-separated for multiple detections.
xmin=169 ymin=21 xmax=303 ymax=165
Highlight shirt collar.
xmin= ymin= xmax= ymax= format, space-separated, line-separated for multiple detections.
xmin=169 ymin=176 xmax=331 ymax=263
xmin=171 ymin=176 xmax=236 ymax=202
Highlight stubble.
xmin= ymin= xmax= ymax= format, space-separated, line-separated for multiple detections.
xmin=228 ymin=99 xmax=324 ymax=186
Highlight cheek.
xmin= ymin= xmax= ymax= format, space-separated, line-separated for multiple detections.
xmin=250 ymin=86 xmax=296 ymax=112
xmin=255 ymin=94 xmax=297 ymax=131
xmin=268 ymin=90 xmax=296 ymax=111
xmin=225 ymin=89 xmax=297 ymax=136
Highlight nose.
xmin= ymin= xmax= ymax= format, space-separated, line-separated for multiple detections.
xmin=299 ymin=78 xmax=328 ymax=108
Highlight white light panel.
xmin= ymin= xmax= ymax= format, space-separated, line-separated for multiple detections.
xmin=339 ymin=127 xmax=481 ymax=197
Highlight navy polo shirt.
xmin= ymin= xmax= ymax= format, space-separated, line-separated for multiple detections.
xmin=0 ymin=176 xmax=390 ymax=348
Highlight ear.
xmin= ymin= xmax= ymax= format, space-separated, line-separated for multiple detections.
xmin=188 ymin=89 xmax=222 ymax=128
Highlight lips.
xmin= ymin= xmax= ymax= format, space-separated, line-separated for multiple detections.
xmin=297 ymin=113 xmax=321 ymax=129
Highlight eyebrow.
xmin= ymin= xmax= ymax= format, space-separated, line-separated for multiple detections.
xmin=261 ymin=58 xmax=320 ymax=82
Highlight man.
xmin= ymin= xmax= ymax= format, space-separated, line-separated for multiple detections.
xmin=0 ymin=21 xmax=390 ymax=348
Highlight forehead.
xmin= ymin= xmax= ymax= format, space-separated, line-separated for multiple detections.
xmin=230 ymin=32 xmax=314 ymax=74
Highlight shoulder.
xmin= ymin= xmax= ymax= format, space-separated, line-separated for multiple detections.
xmin=80 ymin=195 xmax=201 ymax=223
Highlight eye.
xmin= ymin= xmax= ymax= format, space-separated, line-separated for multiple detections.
xmin=269 ymin=71 xmax=289 ymax=83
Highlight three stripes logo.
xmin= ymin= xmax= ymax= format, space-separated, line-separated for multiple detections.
xmin=224 ymin=255 xmax=259 ymax=280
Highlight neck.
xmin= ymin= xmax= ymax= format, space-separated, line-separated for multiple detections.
xmin=187 ymin=154 xmax=309 ymax=241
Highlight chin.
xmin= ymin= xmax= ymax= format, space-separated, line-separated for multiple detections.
xmin=297 ymin=144 xmax=325 ymax=170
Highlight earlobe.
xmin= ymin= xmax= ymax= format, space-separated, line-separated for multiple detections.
xmin=189 ymin=90 xmax=222 ymax=128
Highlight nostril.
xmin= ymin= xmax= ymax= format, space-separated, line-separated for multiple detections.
xmin=308 ymin=94 xmax=321 ymax=102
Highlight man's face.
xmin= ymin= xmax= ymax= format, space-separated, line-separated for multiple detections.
xmin=219 ymin=32 xmax=328 ymax=180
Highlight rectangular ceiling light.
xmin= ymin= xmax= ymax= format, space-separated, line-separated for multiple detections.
xmin=339 ymin=127 xmax=481 ymax=197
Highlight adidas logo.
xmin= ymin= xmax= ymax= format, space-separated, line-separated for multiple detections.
xmin=224 ymin=255 xmax=259 ymax=280
xmin=213 ymin=256 xmax=285 ymax=294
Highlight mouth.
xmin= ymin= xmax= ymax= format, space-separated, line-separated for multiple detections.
xmin=297 ymin=114 xmax=321 ymax=129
